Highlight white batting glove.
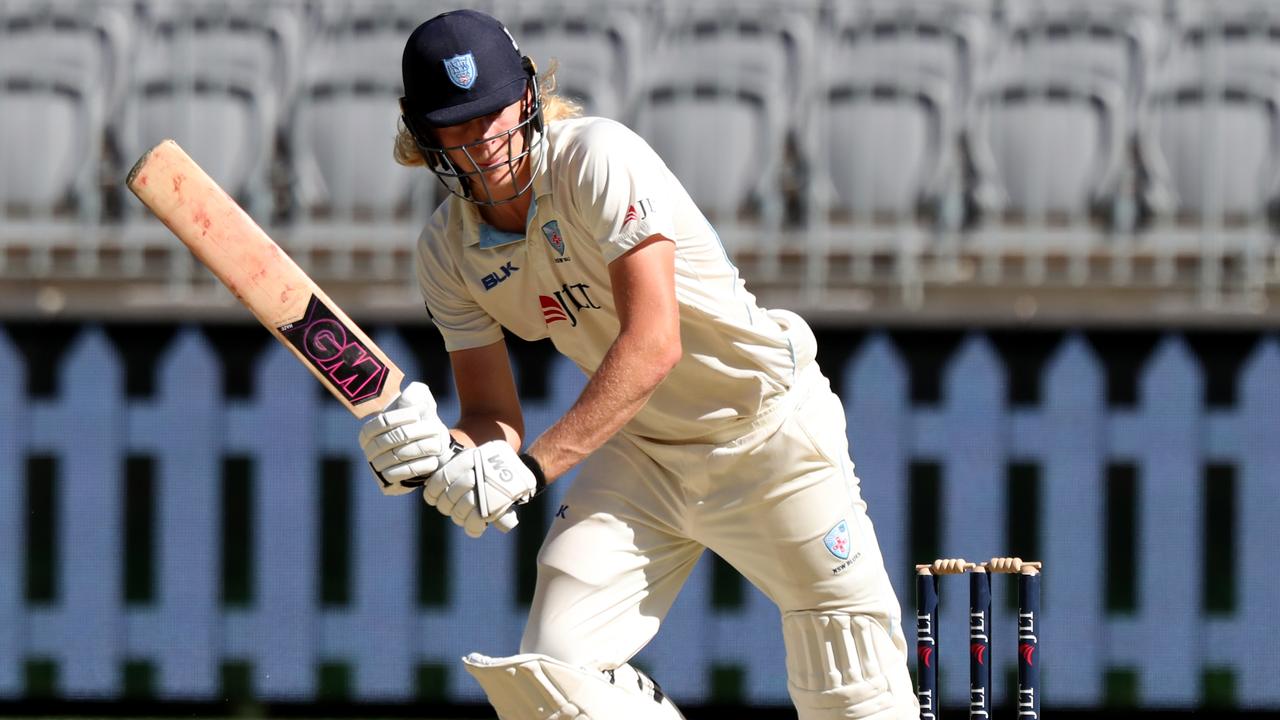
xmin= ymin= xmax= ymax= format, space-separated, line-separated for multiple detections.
xmin=425 ymin=440 xmax=546 ymax=538
xmin=358 ymin=381 xmax=455 ymax=496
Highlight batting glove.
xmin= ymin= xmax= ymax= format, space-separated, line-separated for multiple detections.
xmin=359 ymin=382 xmax=455 ymax=496
xmin=426 ymin=441 xmax=546 ymax=538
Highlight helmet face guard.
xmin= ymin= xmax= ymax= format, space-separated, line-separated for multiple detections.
xmin=400 ymin=74 xmax=545 ymax=208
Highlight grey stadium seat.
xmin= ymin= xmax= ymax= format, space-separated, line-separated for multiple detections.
xmin=971 ymin=71 xmax=1127 ymax=226
xmin=122 ymin=0 xmax=302 ymax=223
xmin=0 ymin=67 xmax=96 ymax=217
xmin=830 ymin=0 xmax=993 ymax=113
xmin=1149 ymin=75 xmax=1280 ymax=226
xmin=0 ymin=0 xmax=132 ymax=121
xmin=818 ymin=0 xmax=988 ymax=232
xmin=288 ymin=0 xmax=451 ymax=276
xmin=995 ymin=1 xmax=1172 ymax=233
xmin=1003 ymin=4 xmax=1163 ymax=103
xmin=1168 ymin=2 xmax=1280 ymax=84
xmin=500 ymin=0 xmax=651 ymax=122
xmin=0 ymin=1 xmax=130 ymax=212
xmin=0 ymin=0 xmax=130 ymax=274
xmin=633 ymin=1 xmax=815 ymax=254
xmin=815 ymin=77 xmax=954 ymax=226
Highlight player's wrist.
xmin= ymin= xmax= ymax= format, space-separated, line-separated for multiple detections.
xmin=518 ymin=452 xmax=548 ymax=497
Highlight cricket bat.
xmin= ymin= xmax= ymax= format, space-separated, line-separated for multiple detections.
xmin=127 ymin=139 xmax=515 ymax=530
xmin=127 ymin=139 xmax=401 ymax=417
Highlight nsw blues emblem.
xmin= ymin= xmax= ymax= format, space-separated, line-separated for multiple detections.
xmin=542 ymin=220 xmax=565 ymax=256
xmin=443 ymin=53 xmax=477 ymax=89
xmin=823 ymin=520 xmax=851 ymax=560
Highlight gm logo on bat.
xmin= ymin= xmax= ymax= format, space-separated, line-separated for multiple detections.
xmin=279 ymin=295 xmax=388 ymax=404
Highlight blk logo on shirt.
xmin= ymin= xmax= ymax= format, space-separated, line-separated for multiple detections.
xmin=480 ymin=261 xmax=519 ymax=291
xmin=539 ymin=282 xmax=600 ymax=327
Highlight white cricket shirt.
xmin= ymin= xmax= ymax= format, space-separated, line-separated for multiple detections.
xmin=416 ymin=116 xmax=803 ymax=443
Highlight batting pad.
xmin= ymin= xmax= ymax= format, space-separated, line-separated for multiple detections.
xmin=463 ymin=652 xmax=686 ymax=720
xmin=783 ymin=611 xmax=918 ymax=719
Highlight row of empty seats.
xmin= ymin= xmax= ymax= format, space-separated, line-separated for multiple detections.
xmin=4 ymin=0 xmax=1280 ymax=272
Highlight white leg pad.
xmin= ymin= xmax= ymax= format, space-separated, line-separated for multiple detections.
xmin=783 ymin=611 xmax=919 ymax=720
xmin=463 ymin=652 xmax=686 ymax=720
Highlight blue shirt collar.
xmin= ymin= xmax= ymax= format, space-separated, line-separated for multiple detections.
xmin=476 ymin=194 xmax=537 ymax=249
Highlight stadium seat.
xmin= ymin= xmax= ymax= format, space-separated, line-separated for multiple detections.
xmin=1171 ymin=0 xmax=1278 ymax=26
xmin=122 ymin=0 xmax=302 ymax=222
xmin=1002 ymin=2 xmax=1164 ymax=104
xmin=997 ymin=0 xmax=1169 ymax=231
xmin=633 ymin=1 xmax=815 ymax=262
xmin=830 ymin=0 xmax=994 ymax=114
xmin=288 ymin=0 xmax=445 ymax=277
xmin=1167 ymin=1 xmax=1280 ymax=82
xmin=498 ymin=0 xmax=651 ymax=122
xmin=971 ymin=71 xmax=1128 ymax=227
xmin=800 ymin=75 xmax=955 ymax=296
xmin=0 ymin=68 xmax=91 ymax=210
xmin=818 ymin=0 xmax=987 ymax=234
xmin=814 ymin=78 xmax=955 ymax=227
xmin=1148 ymin=74 xmax=1280 ymax=227
xmin=0 ymin=0 xmax=132 ymax=121
xmin=0 ymin=0 xmax=130 ymax=274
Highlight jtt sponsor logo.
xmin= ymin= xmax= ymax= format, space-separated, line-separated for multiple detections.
xmin=917 ymin=613 xmax=936 ymax=656
xmin=918 ymin=689 xmax=936 ymax=720
xmin=970 ymin=611 xmax=989 ymax=645
xmin=539 ymin=282 xmax=600 ymax=327
xmin=917 ymin=610 xmax=937 ymax=719
xmin=623 ymin=198 xmax=654 ymax=226
xmin=1018 ymin=687 xmax=1037 ymax=718
xmin=970 ymin=687 xmax=988 ymax=719
xmin=971 ymin=611 xmax=989 ymax=667
xmin=1018 ymin=609 xmax=1038 ymax=718
xmin=1018 ymin=610 xmax=1037 ymax=646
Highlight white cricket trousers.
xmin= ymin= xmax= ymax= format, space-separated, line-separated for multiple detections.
xmin=519 ymin=363 xmax=918 ymax=718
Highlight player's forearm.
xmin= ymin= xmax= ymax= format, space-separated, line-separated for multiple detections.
xmin=451 ymin=415 xmax=523 ymax=450
xmin=527 ymin=330 xmax=681 ymax=481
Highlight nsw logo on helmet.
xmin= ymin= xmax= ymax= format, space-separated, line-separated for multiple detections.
xmin=443 ymin=53 xmax=477 ymax=89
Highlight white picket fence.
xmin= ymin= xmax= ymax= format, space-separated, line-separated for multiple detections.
xmin=0 ymin=326 xmax=1278 ymax=709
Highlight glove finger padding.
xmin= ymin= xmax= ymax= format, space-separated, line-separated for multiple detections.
xmin=364 ymin=419 xmax=448 ymax=458
xmin=358 ymin=382 xmax=451 ymax=496
xmin=358 ymin=405 xmax=427 ymax=447
xmin=379 ymin=456 xmax=447 ymax=485
xmin=437 ymin=463 xmax=479 ymax=516
xmin=448 ymin=492 xmax=481 ymax=531
xmin=463 ymin=512 xmax=489 ymax=538
xmin=369 ymin=465 xmax=417 ymax=496
xmin=419 ymin=466 xmax=490 ymax=538
xmin=423 ymin=470 xmax=451 ymax=506
xmin=369 ymin=435 xmax=450 ymax=473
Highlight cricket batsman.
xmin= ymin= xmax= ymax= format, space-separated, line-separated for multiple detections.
xmin=357 ymin=9 xmax=918 ymax=719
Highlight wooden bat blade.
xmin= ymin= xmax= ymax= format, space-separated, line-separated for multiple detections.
xmin=126 ymin=139 xmax=404 ymax=418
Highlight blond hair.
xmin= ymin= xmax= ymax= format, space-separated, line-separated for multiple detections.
xmin=393 ymin=64 xmax=583 ymax=168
